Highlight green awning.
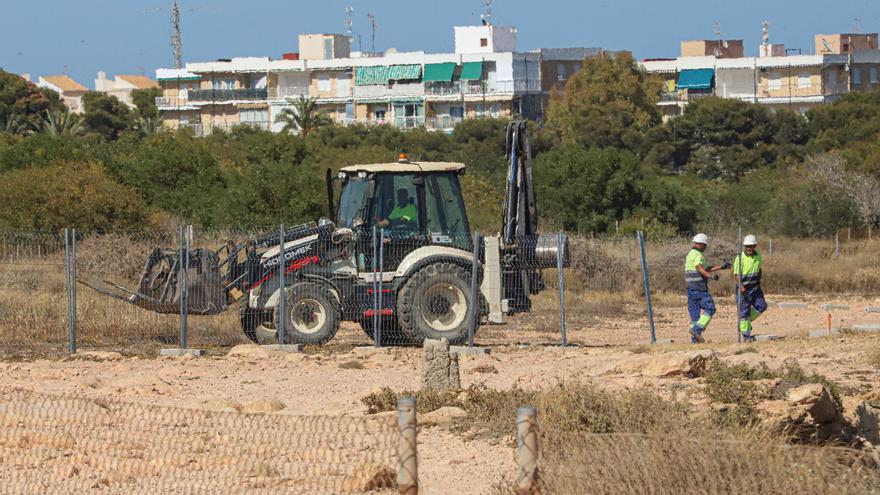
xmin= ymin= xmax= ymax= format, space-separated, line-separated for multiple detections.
xmin=677 ymin=69 xmax=714 ymax=90
xmin=459 ymin=61 xmax=483 ymax=80
xmin=423 ymin=63 xmax=457 ymax=82
xmin=355 ymin=64 xmax=422 ymax=85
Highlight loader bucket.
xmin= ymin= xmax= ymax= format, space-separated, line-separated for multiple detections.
xmin=78 ymin=247 xmax=229 ymax=316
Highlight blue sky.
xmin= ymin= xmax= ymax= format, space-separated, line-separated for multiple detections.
xmin=1 ymin=0 xmax=877 ymax=86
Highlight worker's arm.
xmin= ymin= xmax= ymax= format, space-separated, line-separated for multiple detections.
xmin=695 ymin=264 xmax=719 ymax=280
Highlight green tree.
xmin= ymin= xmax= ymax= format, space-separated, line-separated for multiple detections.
xmin=0 ymin=69 xmax=65 ymax=131
xmin=544 ymin=52 xmax=662 ymax=150
xmin=807 ymin=91 xmax=880 ymax=178
xmin=275 ymin=96 xmax=331 ymax=136
xmin=82 ymin=91 xmax=132 ymax=140
xmin=130 ymin=87 xmax=162 ymax=120
xmin=0 ymin=161 xmax=149 ymax=231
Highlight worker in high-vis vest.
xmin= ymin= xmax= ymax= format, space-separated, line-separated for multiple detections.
xmin=734 ymin=234 xmax=767 ymax=342
xmin=685 ymin=233 xmax=731 ymax=344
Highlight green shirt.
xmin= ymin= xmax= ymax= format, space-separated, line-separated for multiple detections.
xmin=389 ymin=203 xmax=418 ymax=223
xmin=684 ymin=248 xmax=709 ymax=291
xmin=734 ymin=251 xmax=762 ymax=289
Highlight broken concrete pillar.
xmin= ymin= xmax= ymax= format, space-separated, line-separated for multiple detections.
xmin=857 ymin=402 xmax=880 ymax=444
xmin=421 ymin=338 xmax=460 ymax=390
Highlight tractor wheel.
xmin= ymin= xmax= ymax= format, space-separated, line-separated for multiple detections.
xmin=265 ymin=282 xmax=340 ymax=345
xmin=239 ymin=302 xmax=268 ymax=343
xmin=397 ymin=262 xmax=477 ymax=345
xmin=358 ymin=317 xmax=420 ymax=346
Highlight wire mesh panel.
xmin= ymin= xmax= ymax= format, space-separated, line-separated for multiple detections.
xmin=0 ymin=232 xmax=69 ymax=358
xmin=0 ymin=387 xmax=399 ymax=494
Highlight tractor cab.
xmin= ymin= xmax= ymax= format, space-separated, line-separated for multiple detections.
xmin=331 ymin=159 xmax=472 ymax=269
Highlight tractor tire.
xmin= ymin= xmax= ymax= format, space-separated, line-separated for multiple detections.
xmin=239 ymin=302 xmax=268 ymax=343
xmin=358 ymin=317 xmax=420 ymax=346
xmin=397 ymin=262 xmax=478 ymax=345
xmin=267 ymin=282 xmax=340 ymax=345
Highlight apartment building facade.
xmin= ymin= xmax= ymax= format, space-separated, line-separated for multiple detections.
xmin=644 ymin=33 xmax=880 ymax=118
xmin=156 ymin=26 xmax=594 ymax=134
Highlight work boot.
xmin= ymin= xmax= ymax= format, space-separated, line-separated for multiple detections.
xmin=689 ymin=327 xmax=705 ymax=344
xmin=742 ymin=333 xmax=756 ymax=343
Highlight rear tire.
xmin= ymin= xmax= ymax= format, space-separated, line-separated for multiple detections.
xmin=397 ymin=262 xmax=478 ymax=345
xmin=268 ymin=282 xmax=341 ymax=345
xmin=239 ymin=302 xmax=268 ymax=343
xmin=358 ymin=317 xmax=420 ymax=346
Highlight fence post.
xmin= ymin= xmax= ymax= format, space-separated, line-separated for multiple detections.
xmin=556 ymin=232 xmax=567 ymax=348
xmin=71 ymin=228 xmax=77 ymax=353
xmin=278 ymin=224 xmax=286 ymax=345
xmin=178 ymin=224 xmax=188 ymax=349
xmin=468 ymin=231 xmax=481 ymax=349
xmin=516 ymin=406 xmax=540 ymax=495
xmin=372 ymin=226 xmax=379 ymax=348
xmin=835 ymin=231 xmax=840 ymax=258
xmin=397 ymin=397 xmax=418 ymax=495
xmin=636 ymin=232 xmax=656 ymax=344
xmin=768 ymin=238 xmax=773 ymax=256
xmin=378 ymin=228 xmax=385 ymax=348
xmin=736 ymin=227 xmax=743 ymax=343
xmin=64 ymin=228 xmax=77 ymax=355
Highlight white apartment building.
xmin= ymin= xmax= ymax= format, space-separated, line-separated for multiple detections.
xmin=156 ymin=25 xmax=595 ymax=134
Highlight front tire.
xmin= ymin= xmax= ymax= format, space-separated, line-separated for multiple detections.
xmin=397 ymin=263 xmax=478 ymax=345
xmin=265 ymin=282 xmax=340 ymax=345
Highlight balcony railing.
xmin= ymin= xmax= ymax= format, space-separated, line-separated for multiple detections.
xmin=188 ymin=89 xmax=268 ymax=102
xmin=394 ymin=116 xmax=425 ymax=129
xmin=268 ymin=87 xmax=310 ymax=99
xmin=425 ymin=82 xmax=462 ymax=96
xmin=659 ymin=90 xmax=714 ymax=102
xmin=353 ymin=83 xmax=424 ymax=99
xmin=425 ymin=115 xmax=463 ymax=130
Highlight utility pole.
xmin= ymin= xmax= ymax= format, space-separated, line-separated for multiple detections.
xmin=367 ymin=13 xmax=377 ymax=53
xmin=171 ymin=0 xmax=182 ymax=69
xmin=345 ymin=6 xmax=354 ymax=45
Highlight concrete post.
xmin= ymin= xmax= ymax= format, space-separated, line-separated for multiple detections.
xmin=468 ymin=231 xmax=481 ymax=348
xmin=556 ymin=232 xmax=567 ymax=347
xmin=516 ymin=406 xmax=540 ymax=495
xmin=397 ymin=397 xmax=418 ymax=495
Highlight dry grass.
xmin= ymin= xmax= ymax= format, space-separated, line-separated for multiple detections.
xmin=869 ymin=345 xmax=880 ymax=368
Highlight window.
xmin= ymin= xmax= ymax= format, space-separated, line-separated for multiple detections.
xmin=449 ymin=106 xmax=464 ymax=118
xmin=768 ymin=73 xmax=782 ymax=90
xmin=375 ymin=109 xmax=386 ymax=121
xmin=336 ymin=73 xmax=351 ymax=97
xmin=490 ymin=102 xmax=501 ymax=117
xmin=336 ymin=176 xmax=369 ymax=228
xmin=317 ymin=74 xmax=331 ymax=92
xmin=239 ymin=108 xmax=268 ymax=124
xmin=797 ymin=73 xmax=812 ymax=89
xmin=370 ymin=174 xmax=422 ymax=234
xmin=474 ymin=103 xmax=486 ymax=116
xmin=871 ymin=67 xmax=879 ymax=84
xmin=557 ymin=63 xmax=566 ymax=82
xmin=827 ymin=69 xmax=838 ymax=87
xmin=323 ymin=38 xmax=334 ymax=59
xmin=424 ymin=173 xmax=470 ymax=244
xmin=480 ymin=38 xmax=488 ymax=47
xmin=852 ymin=67 xmax=862 ymax=86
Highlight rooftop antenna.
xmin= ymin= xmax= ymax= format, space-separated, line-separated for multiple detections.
xmin=345 ymin=6 xmax=354 ymax=44
xmin=367 ymin=13 xmax=377 ymax=53
xmin=171 ymin=0 xmax=182 ymax=69
xmin=481 ymin=0 xmax=493 ymax=26
xmin=854 ymin=17 xmax=862 ymax=34
xmin=762 ymin=20 xmax=770 ymax=46
xmin=713 ymin=21 xmax=722 ymax=39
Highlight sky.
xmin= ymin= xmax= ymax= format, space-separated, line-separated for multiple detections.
xmin=1 ymin=0 xmax=878 ymax=86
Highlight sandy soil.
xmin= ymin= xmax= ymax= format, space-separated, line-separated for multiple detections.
xmin=1 ymin=294 xmax=878 ymax=493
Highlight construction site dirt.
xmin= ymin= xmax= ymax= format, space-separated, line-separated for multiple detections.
xmin=1 ymin=294 xmax=879 ymax=494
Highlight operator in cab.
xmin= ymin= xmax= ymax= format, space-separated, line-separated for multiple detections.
xmin=378 ymin=188 xmax=417 ymax=228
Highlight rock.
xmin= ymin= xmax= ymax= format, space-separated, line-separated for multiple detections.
xmin=643 ymin=350 xmax=716 ymax=378
xmin=240 ymin=398 xmax=285 ymax=414
xmin=766 ymin=384 xmax=846 ymax=442
xmin=857 ymin=401 xmax=880 ymax=444
xmin=204 ymin=399 xmax=242 ymax=412
xmin=342 ymin=462 xmax=396 ymax=492
xmin=68 ymin=351 xmax=124 ymax=362
xmin=226 ymin=345 xmax=271 ymax=360
xmin=421 ymin=338 xmax=461 ymax=390
xmin=420 ymin=406 xmax=468 ymax=426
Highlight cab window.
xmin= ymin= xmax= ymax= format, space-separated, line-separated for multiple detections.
xmin=371 ymin=173 xmax=421 ymax=233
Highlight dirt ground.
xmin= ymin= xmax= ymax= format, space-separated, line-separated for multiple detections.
xmin=1 ymin=293 xmax=879 ymax=494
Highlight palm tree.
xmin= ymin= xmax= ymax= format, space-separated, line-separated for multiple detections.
xmin=132 ymin=116 xmax=163 ymax=137
xmin=274 ymin=96 xmax=332 ymax=136
xmin=1 ymin=114 xmax=30 ymax=135
xmin=37 ymin=110 xmax=85 ymax=136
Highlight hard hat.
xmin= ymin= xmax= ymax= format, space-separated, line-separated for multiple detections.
xmin=743 ymin=234 xmax=758 ymax=246
xmin=692 ymin=233 xmax=709 ymax=244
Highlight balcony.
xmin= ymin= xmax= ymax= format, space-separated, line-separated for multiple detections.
xmin=659 ymin=90 xmax=714 ymax=103
xmin=394 ymin=115 xmax=425 ymax=129
xmin=425 ymin=81 xmax=462 ymax=96
xmin=353 ymin=83 xmax=424 ymax=100
xmin=188 ymin=89 xmax=268 ymax=102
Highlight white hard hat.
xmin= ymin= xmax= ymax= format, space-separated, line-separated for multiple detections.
xmin=692 ymin=233 xmax=709 ymax=244
xmin=743 ymin=234 xmax=758 ymax=246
